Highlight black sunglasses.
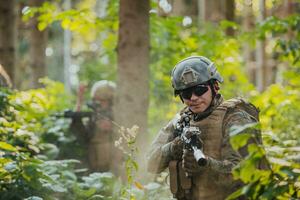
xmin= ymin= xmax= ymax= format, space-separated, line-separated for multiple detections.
xmin=180 ymin=84 xmax=209 ymax=100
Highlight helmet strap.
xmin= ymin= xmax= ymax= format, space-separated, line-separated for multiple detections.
xmin=207 ymin=80 xmax=220 ymax=110
xmin=209 ymin=80 xmax=217 ymax=99
xmin=179 ymin=95 xmax=184 ymax=103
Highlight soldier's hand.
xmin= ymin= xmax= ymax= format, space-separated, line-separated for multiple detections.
xmin=182 ymin=149 xmax=206 ymax=175
xmin=170 ymin=137 xmax=183 ymax=160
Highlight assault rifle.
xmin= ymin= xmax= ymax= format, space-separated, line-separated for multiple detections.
xmin=53 ymin=102 xmax=97 ymax=119
xmin=175 ymin=113 xmax=207 ymax=166
xmin=53 ymin=102 xmax=113 ymax=122
xmin=54 ymin=109 xmax=93 ymax=119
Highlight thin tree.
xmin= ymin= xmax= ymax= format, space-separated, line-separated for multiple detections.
xmin=115 ymin=0 xmax=150 ymax=145
xmin=0 ymin=0 xmax=18 ymax=85
xmin=28 ymin=0 xmax=48 ymax=88
xmin=243 ymin=0 xmax=256 ymax=84
xmin=202 ymin=0 xmax=224 ymax=22
xmin=224 ymin=0 xmax=235 ymax=36
xmin=197 ymin=0 xmax=225 ymax=27
xmin=256 ymin=0 xmax=267 ymax=91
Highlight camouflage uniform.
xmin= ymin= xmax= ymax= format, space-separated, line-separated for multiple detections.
xmin=87 ymin=100 xmax=114 ymax=172
xmin=70 ymin=80 xmax=119 ymax=172
xmin=147 ymin=94 xmax=258 ymax=200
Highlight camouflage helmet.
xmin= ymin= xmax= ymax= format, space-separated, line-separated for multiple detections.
xmin=171 ymin=56 xmax=223 ymax=94
xmin=90 ymin=80 xmax=116 ymax=100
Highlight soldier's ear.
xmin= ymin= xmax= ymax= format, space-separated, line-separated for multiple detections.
xmin=213 ymin=82 xmax=220 ymax=91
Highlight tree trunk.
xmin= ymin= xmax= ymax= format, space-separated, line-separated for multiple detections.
xmin=242 ymin=0 xmax=255 ymax=84
xmin=224 ymin=0 xmax=235 ymax=36
xmin=273 ymin=0 xmax=295 ymax=84
xmin=204 ymin=0 xmax=223 ymax=22
xmin=197 ymin=0 xmax=224 ymax=27
xmin=63 ymin=0 xmax=72 ymax=92
xmin=0 ymin=0 xmax=17 ymax=85
xmin=116 ymin=0 xmax=150 ymax=145
xmin=256 ymin=0 xmax=267 ymax=91
xmin=28 ymin=0 xmax=48 ymax=88
xmin=171 ymin=0 xmax=198 ymax=16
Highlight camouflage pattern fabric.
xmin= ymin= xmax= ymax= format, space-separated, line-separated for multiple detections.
xmin=147 ymin=95 xmax=259 ymax=200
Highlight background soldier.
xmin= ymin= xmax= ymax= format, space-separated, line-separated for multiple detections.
xmin=70 ymin=80 xmax=118 ymax=172
xmin=147 ymin=56 xmax=261 ymax=200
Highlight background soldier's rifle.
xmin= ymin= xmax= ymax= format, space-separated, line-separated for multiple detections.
xmin=54 ymin=109 xmax=93 ymax=119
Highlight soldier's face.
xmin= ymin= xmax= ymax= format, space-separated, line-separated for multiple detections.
xmin=93 ymin=96 xmax=110 ymax=109
xmin=182 ymin=86 xmax=212 ymax=113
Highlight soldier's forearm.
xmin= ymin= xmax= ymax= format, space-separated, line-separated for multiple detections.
xmin=147 ymin=143 xmax=172 ymax=173
xmin=206 ymin=156 xmax=238 ymax=174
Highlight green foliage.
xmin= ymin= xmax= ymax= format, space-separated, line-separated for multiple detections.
xmin=227 ymin=125 xmax=300 ymax=200
xmin=23 ymin=0 xmax=119 ymax=87
xmin=22 ymin=1 xmax=116 ymax=37
xmin=0 ymin=80 xmax=73 ymax=199
xmin=114 ymin=125 xmax=172 ymax=200
xmin=0 ymin=80 xmax=124 ymax=200
xmin=258 ymin=14 xmax=300 ymax=87
xmin=258 ymin=15 xmax=300 ymax=65
xmin=252 ymin=14 xmax=300 ymax=143
xmin=228 ymin=13 xmax=300 ymax=200
xmin=115 ymin=126 xmax=142 ymax=200
xmin=252 ymin=84 xmax=300 ymax=142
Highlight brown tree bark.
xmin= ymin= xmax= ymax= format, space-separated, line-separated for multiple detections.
xmin=243 ymin=0 xmax=256 ymax=84
xmin=28 ymin=0 xmax=48 ymax=88
xmin=171 ymin=0 xmax=198 ymax=16
xmin=197 ymin=0 xmax=225 ymax=27
xmin=256 ymin=0 xmax=267 ymax=91
xmin=0 ymin=0 xmax=18 ymax=85
xmin=204 ymin=0 xmax=223 ymax=22
xmin=224 ymin=0 xmax=235 ymax=36
xmin=116 ymin=0 xmax=150 ymax=145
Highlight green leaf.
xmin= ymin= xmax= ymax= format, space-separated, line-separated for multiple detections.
xmin=42 ymin=182 xmax=67 ymax=193
xmin=38 ymin=22 xmax=48 ymax=31
xmin=61 ymin=18 xmax=71 ymax=29
xmin=230 ymin=133 xmax=251 ymax=151
xmin=132 ymin=160 xmax=139 ymax=171
xmin=0 ymin=142 xmax=17 ymax=152
xmin=226 ymin=187 xmax=243 ymax=200
xmin=4 ymin=162 xmax=17 ymax=172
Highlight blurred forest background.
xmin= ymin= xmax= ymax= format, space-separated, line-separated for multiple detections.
xmin=0 ymin=0 xmax=300 ymax=199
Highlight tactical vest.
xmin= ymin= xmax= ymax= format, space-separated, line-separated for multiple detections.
xmin=169 ymin=98 xmax=259 ymax=200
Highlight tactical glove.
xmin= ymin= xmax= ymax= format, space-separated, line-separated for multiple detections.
xmin=182 ymin=149 xmax=207 ymax=175
xmin=170 ymin=137 xmax=184 ymax=160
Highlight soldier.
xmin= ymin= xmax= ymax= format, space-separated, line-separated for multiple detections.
xmin=70 ymin=80 xmax=117 ymax=172
xmin=147 ymin=56 xmax=261 ymax=200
